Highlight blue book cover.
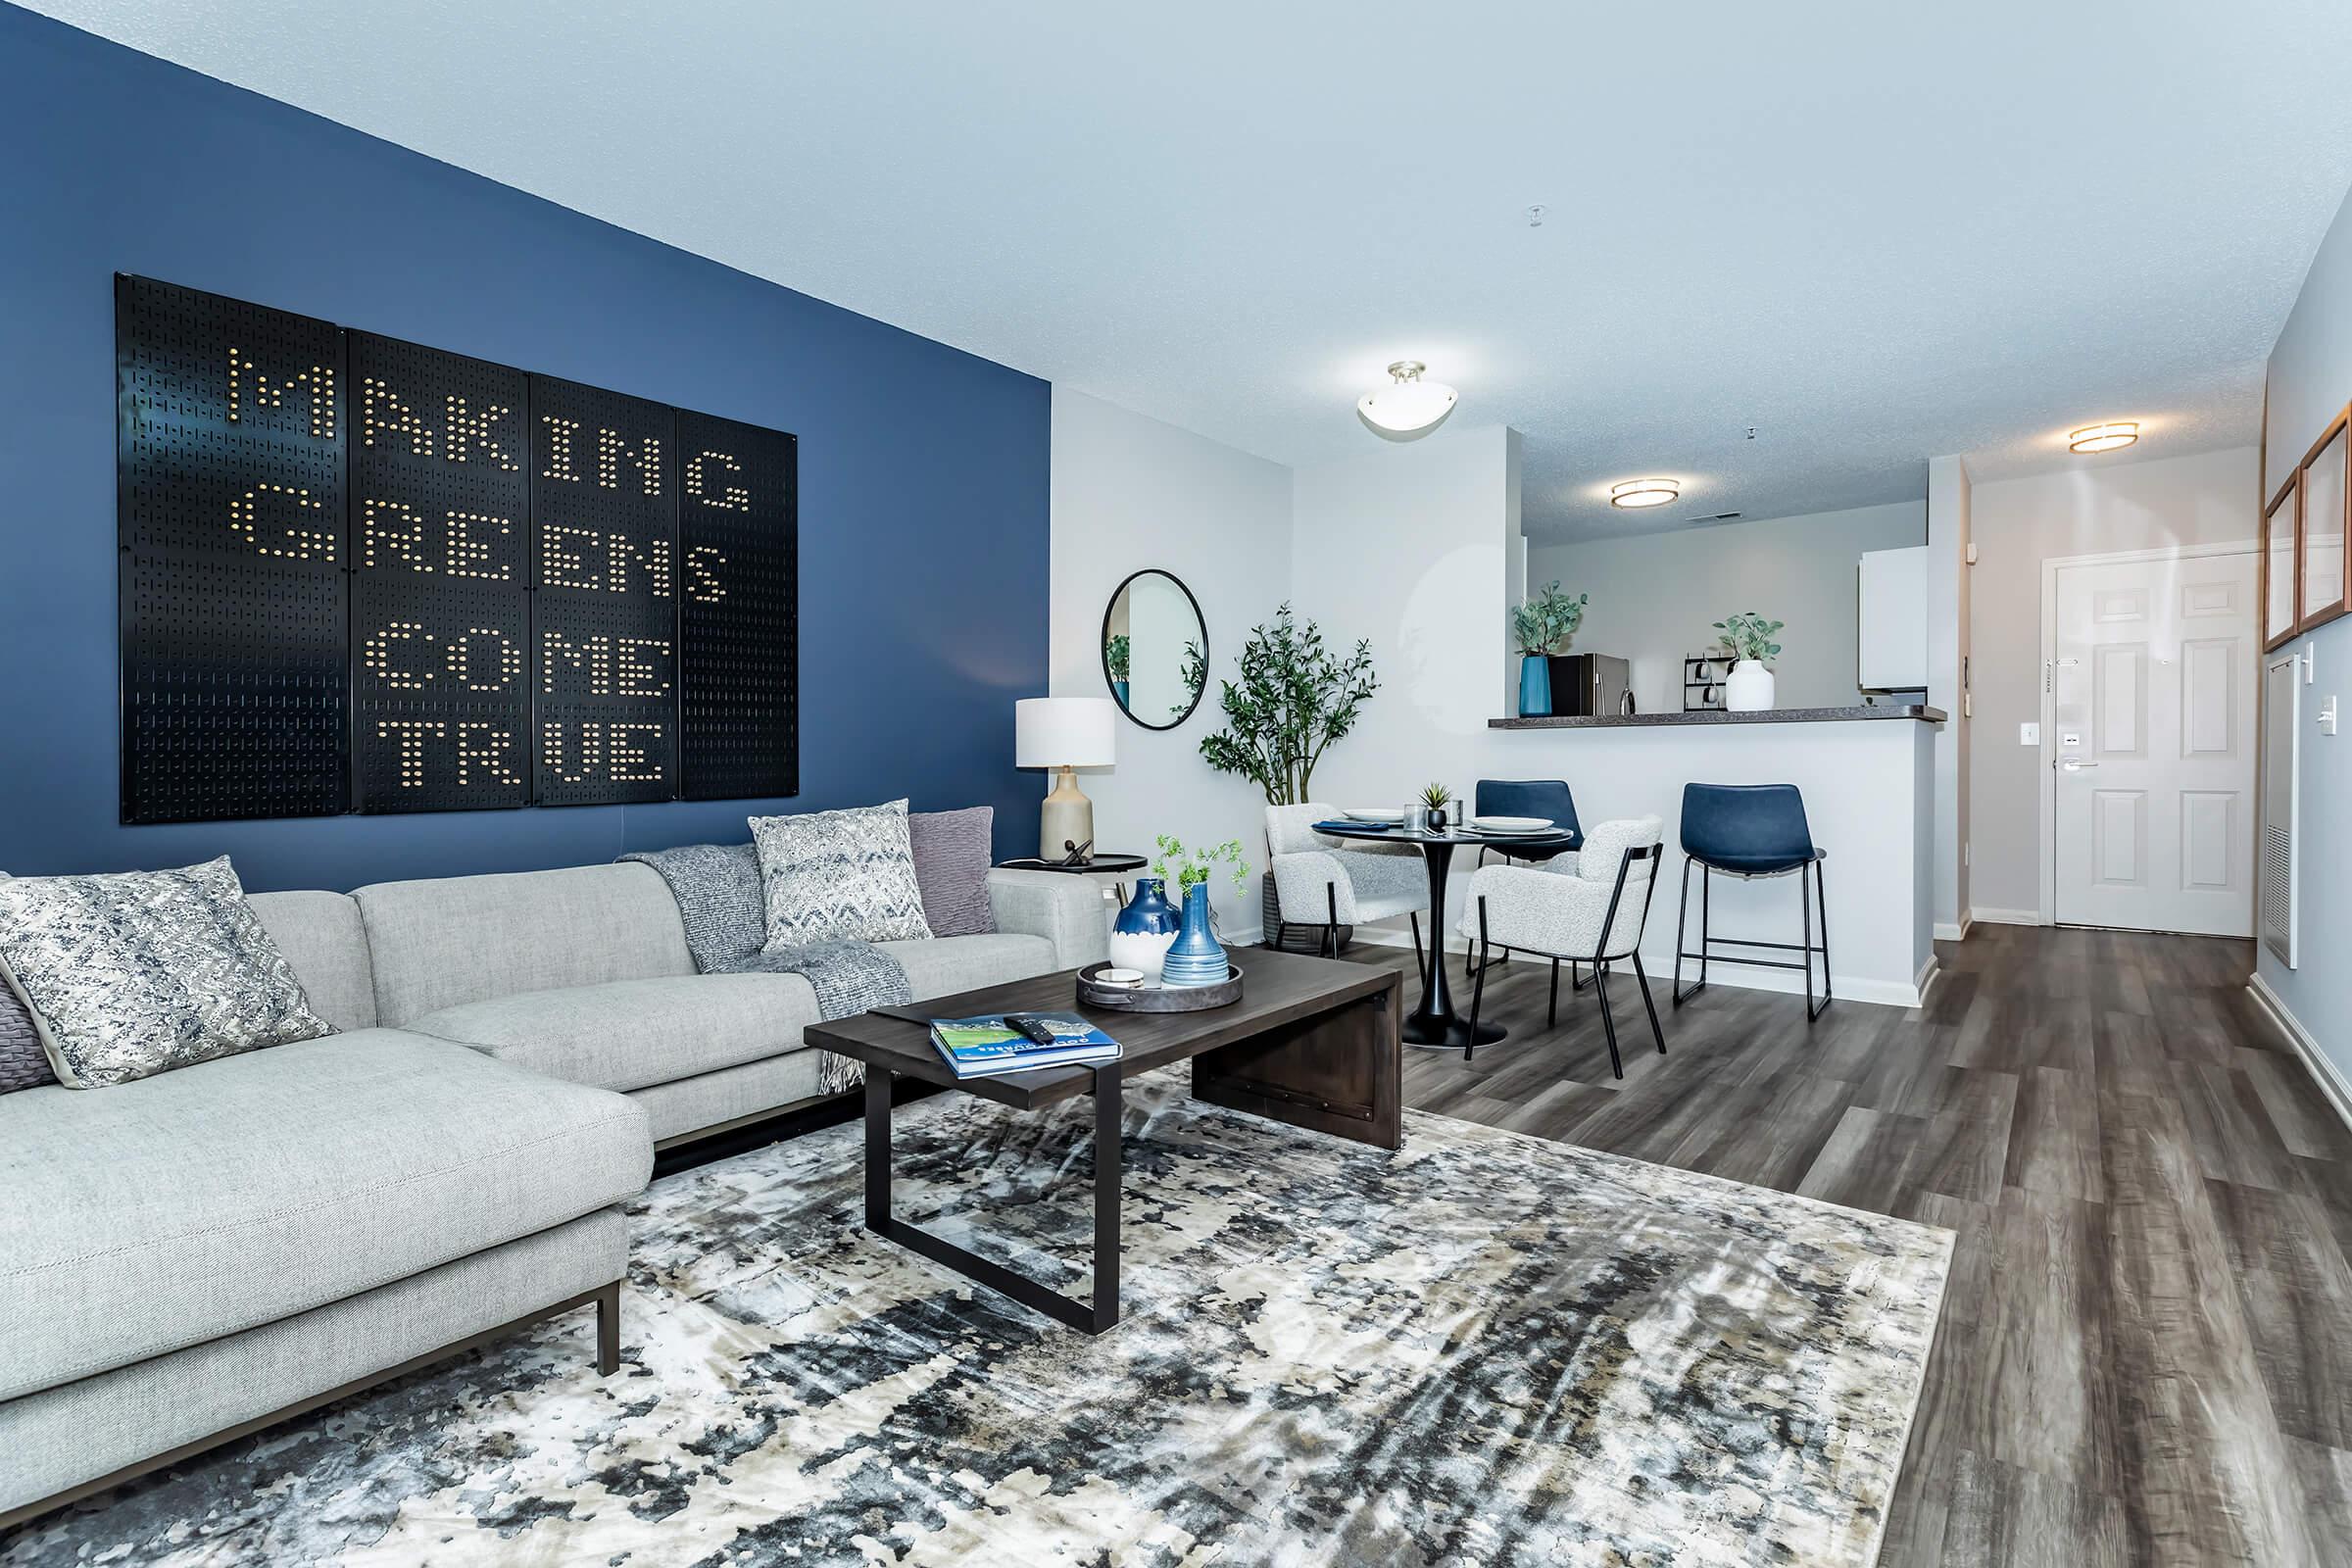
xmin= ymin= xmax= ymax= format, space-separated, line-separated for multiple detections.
xmin=929 ymin=1012 xmax=1118 ymax=1077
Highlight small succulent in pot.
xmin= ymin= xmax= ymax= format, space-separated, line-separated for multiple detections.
xmin=1419 ymin=781 xmax=1452 ymax=830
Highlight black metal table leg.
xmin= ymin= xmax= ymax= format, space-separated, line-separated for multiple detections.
xmin=861 ymin=1062 xmax=1127 ymax=1334
xmin=1402 ymin=840 xmax=1505 ymax=1050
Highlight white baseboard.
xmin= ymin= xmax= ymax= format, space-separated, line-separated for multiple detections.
xmin=2247 ymin=974 xmax=2352 ymax=1133
xmin=1347 ymin=926 xmax=1931 ymax=1008
xmin=1934 ymin=919 xmax=1970 ymax=942
xmin=1968 ymin=906 xmax=2043 ymax=927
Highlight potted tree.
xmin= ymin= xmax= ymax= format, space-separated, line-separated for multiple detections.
xmin=1198 ymin=604 xmax=1379 ymax=951
xmin=1713 ymin=612 xmax=1784 ymax=711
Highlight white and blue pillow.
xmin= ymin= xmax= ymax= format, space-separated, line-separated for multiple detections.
xmin=750 ymin=800 xmax=935 ymax=950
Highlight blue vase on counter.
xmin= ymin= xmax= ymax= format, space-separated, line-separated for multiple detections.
xmin=1159 ymin=882 xmax=1229 ymax=987
xmin=1517 ymin=654 xmax=1552 ymax=717
xmin=1108 ymin=876 xmax=1181 ymax=982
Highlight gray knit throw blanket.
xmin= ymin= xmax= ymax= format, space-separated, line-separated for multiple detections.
xmin=618 ymin=842 xmax=908 ymax=1096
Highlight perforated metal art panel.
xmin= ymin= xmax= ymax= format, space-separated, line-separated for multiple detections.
xmin=529 ymin=375 xmax=679 ymax=806
xmin=118 ymin=277 xmax=800 ymax=823
xmin=350 ymin=333 xmax=532 ymax=812
xmin=677 ymin=410 xmax=798 ymax=800
xmin=118 ymin=275 xmax=349 ymax=824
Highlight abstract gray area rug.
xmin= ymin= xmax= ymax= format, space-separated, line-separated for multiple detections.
xmin=2 ymin=1076 xmax=1951 ymax=1567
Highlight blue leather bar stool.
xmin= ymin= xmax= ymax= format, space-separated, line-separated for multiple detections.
xmin=1472 ymin=779 xmax=1584 ymax=866
xmin=1673 ymin=783 xmax=1831 ymax=1019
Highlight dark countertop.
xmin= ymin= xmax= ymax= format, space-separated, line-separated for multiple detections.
xmin=1490 ymin=704 xmax=1947 ymax=730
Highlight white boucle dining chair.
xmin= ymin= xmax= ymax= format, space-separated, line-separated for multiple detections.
xmin=1455 ymin=815 xmax=1668 ymax=1078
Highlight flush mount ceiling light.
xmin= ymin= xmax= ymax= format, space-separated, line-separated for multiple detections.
xmin=1357 ymin=361 xmax=1458 ymax=435
xmin=1609 ymin=478 xmax=1680 ymax=510
xmin=2069 ymin=421 xmax=2138 ymax=454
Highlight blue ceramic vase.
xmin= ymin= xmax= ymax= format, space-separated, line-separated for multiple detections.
xmin=1108 ymin=876 xmax=1181 ymax=982
xmin=1517 ymin=654 xmax=1551 ymax=717
xmin=1158 ymin=882 xmax=1229 ymax=988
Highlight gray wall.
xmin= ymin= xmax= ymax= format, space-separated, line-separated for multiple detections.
xmin=1526 ymin=501 xmax=1928 ymax=716
xmin=2259 ymin=174 xmax=2352 ymax=1094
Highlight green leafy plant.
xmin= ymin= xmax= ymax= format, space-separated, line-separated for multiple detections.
xmin=1104 ymin=633 xmax=1132 ymax=684
xmin=1513 ymin=582 xmax=1589 ymax=656
xmin=1199 ymin=603 xmax=1379 ymax=806
xmin=1714 ymin=611 xmax=1785 ymax=663
xmin=1419 ymin=782 xmax=1451 ymax=808
xmin=1152 ymin=834 xmax=1250 ymax=894
xmin=1172 ymin=637 xmax=1206 ymax=719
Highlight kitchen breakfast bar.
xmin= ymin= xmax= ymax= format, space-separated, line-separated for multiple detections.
xmin=1484 ymin=704 xmax=1945 ymax=1007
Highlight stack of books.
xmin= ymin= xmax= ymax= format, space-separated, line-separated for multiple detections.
xmin=929 ymin=1012 xmax=1120 ymax=1078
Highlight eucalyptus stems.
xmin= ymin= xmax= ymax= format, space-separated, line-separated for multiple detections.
xmin=1198 ymin=603 xmax=1379 ymax=807
xmin=1714 ymin=612 xmax=1785 ymax=663
xmin=1513 ymin=581 xmax=1589 ymax=657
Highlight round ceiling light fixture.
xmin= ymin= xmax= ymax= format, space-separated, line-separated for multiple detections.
xmin=2069 ymin=420 xmax=2138 ymax=454
xmin=1357 ymin=361 xmax=1458 ymax=435
xmin=1609 ymin=477 xmax=1681 ymax=510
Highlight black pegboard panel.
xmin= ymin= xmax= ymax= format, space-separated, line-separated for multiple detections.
xmin=117 ymin=275 xmax=348 ymax=824
xmin=350 ymin=333 xmax=531 ymax=812
xmin=529 ymin=374 xmax=678 ymax=806
xmin=676 ymin=409 xmax=798 ymax=800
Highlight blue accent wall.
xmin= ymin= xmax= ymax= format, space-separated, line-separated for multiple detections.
xmin=0 ymin=7 xmax=1049 ymax=891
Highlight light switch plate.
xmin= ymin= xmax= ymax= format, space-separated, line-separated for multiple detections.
xmin=2019 ymin=721 xmax=2040 ymax=746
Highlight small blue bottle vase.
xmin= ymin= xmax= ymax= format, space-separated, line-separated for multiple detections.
xmin=1158 ymin=881 xmax=1230 ymax=988
xmin=1517 ymin=654 xmax=1552 ymax=717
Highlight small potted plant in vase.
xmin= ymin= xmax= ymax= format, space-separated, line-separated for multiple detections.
xmin=1713 ymin=612 xmax=1784 ymax=711
xmin=1537 ymin=584 xmax=1591 ymax=716
xmin=1151 ymin=836 xmax=1251 ymax=988
xmin=1511 ymin=601 xmax=1552 ymax=716
xmin=1104 ymin=633 xmax=1132 ymax=710
xmin=1418 ymin=782 xmax=1452 ymax=832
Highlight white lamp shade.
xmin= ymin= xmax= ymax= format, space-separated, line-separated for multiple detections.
xmin=1015 ymin=697 xmax=1118 ymax=768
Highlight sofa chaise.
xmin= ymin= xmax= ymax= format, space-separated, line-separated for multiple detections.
xmin=0 ymin=860 xmax=1107 ymax=1528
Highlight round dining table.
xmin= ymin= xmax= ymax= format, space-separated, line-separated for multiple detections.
xmin=1312 ymin=818 xmax=1579 ymax=1049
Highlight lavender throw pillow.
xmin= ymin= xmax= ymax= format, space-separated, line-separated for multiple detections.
xmin=908 ymin=807 xmax=998 ymax=937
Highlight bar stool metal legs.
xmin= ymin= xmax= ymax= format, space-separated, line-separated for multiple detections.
xmin=1671 ymin=857 xmax=1833 ymax=1019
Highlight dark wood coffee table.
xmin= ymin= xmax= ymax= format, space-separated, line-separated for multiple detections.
xmin=804 ymin=948 xmax=1401 ymax=1333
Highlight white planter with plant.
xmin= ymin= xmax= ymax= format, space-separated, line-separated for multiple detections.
xmin=1713 ymin=612 xmax=1784 ymax=712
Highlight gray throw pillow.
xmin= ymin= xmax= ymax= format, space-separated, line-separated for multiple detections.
xmin=908 ymin=807 xmax=999 ymax=938
xmin=751 ymin=800 xmax=934 ymax=949
xmin=0 ymin=857 xmax=332 ymax=1089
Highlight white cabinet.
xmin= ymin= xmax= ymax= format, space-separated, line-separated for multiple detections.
xmin=1857 ymin=546 xmax=1929 ymax=690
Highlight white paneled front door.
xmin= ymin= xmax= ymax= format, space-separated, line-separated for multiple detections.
xmin=2050 ymin=551 xmax=2257 ymax=936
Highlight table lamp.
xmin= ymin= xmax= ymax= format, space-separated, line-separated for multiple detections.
xmin=1014 ymin=697 xmax=1117 ymax=860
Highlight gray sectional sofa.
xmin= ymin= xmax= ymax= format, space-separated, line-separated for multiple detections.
xmin=0 ymin=859 xmax=1107 ymax=1527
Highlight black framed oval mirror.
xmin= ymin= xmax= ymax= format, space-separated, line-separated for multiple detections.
xmin=1102 ymin=568 xmax=1207 ymax=730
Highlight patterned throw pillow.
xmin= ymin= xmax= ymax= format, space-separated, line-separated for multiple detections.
xmin=751 ymin=800 xmax=934 ymax=949
xmin=908 ymin=806 xmax=999 ymax=938
xmin=0 ymin=858 xmax=332 ymax=1089
xmin=0 ymin=872 xmax=54 ymax=1096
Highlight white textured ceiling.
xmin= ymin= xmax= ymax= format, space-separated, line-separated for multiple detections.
xmin=30 ymin=0 xmax=2352 ymax=541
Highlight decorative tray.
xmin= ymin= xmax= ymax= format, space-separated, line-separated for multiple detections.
xmin=1076 ymin=960 xmax=1243 ymax=1012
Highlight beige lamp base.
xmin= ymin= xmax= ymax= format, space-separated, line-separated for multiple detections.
xmin=1040 ymin=765 xmax=1095 ymax=859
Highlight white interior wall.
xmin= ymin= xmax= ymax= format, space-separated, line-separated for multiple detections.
xmin=1048 ymin=388 xmax=1293 ymax=938
xmin=1926 ymin=456 xmax=1972 ymax=936
xmin=1525 ymin=501 xmax=1927 ymax=716
xmin=2256 ymin=175 xmax=2352 ymax=1109
xmin=1963 ymin=446 xmax=2262 ymax=921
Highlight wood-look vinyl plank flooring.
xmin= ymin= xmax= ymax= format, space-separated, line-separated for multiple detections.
xmin=1364 ymin=922 xmax=2352 ymax=1563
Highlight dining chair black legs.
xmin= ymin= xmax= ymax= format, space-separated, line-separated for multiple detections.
xmin=1306 ymin=880 xmax=1429 ymax=989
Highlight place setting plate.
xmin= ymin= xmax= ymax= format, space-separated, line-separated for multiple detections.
xmin=1341 ymin=808 xmax=1406 ymax=823
xmin=1468 ymin=815 xmax=1556 ymax=837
